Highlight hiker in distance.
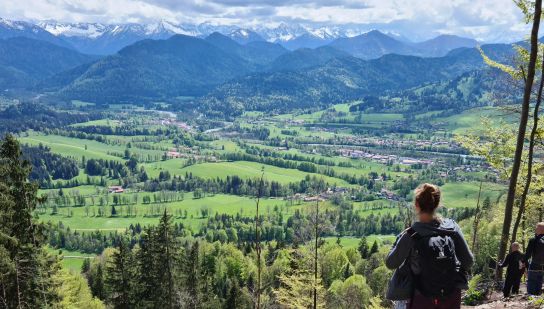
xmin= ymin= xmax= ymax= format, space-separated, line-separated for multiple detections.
xmin=385 ymin=183 xmax=474 ymax=309
xmin=498 ymin=242 xmax=525 ymax=298
xmin=525 ymin=222 xmax=544 ymax=295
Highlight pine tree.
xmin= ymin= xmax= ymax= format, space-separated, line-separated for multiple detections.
xmin=92 ymin=263 xmax=105 ymax=300
xmin=358 ymin=237 xmax=369 ymax=259
xmin=0 ymin=134 xmax=58 ymax=307
xmin=224 ymin=279 xmax=240 ymax=309
xmin=82 ymin=258 xmax=91 ymax=274
xmin=370 ymin=241 xmax=379 ymax=255
xmin=106 ymin=239 xmax=135 ymax=309
xmin=343 ymin=263 xmax=353 ymax=279
xmin=135 ymin=226 xmax=160 ymax=307
xmin=184 ymin=241 xmax=200 ymax=309
xmin=154 ymin=209 xmax=180 ymax=308
xmin=136 ymin=210 xmax=181 ymax=308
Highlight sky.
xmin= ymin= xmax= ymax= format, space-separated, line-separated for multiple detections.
xmin=1 ymin=0 xmax=531 ymax=42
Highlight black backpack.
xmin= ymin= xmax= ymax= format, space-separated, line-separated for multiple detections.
xmin=531 ymin=236 xmax=544 ymax=265
xmin=413 ymin=230 xmax=459 ymax=298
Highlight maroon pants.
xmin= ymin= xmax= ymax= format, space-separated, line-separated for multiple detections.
xmin=410 ymin=289 xmax=461 ymax=309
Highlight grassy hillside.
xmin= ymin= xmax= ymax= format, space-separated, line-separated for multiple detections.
xmin=180 ymin=161 xmax=352 ymax=186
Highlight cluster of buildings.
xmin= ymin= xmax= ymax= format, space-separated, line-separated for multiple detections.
xmin=108 ymin=186 xmax=124 ymax=193
xmin=165 ymin=147 xmax=217 ymax=162
xmin=306 ymin=133 xmax=459 ymax=151
xmin=340 ymin=149 xmax=395 ymax=163
xmin=439 ymin=164 xmax=498 ymax=181
xmin=290 ymin=187 xmax=350 ymax=203
xmin=166 ymin=148 xmax=185 ymax=159
xmin=159 ymin=117 xmax=192 ymax=131
xmin=377 ymin=188 xmax=400 ymax=201
xmin=339 ymin=149 xmax=433 ymax=166
xmin=286 ymin=119 xmax=305 ymax=125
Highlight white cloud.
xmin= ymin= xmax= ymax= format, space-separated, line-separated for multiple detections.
xmin=0 ymin=0 xmax=530 ymax=42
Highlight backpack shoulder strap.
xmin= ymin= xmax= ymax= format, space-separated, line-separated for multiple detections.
xmin=406 ymin=227 xmax=421 ymax=240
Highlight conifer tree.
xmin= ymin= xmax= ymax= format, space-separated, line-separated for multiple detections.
xmin=106 ymin=239 xmax=135 ymax=309
xmin=254 ymin=168 xmax=265 ymax=309
xmin=184 ymin=241 xmax=200 ymax=309
xmin=92 ymin=263 xmax=105 ymax=300
xmin=358 ymin=237 xmax=369 ymax=259
xmin=135 ymin=226 xmax=160 ymax=307
xmin=370 ymin=241 xmax=379 ymax=255
xmin=154 ymin=209 xmax=181 ymax=308
xmin=0 ymin=134 xmax=58 ymax=307
xmin=82 ymin=258 xmax=91 ymax=274
xmin=225 ymin=279 xmax=240 ymax=309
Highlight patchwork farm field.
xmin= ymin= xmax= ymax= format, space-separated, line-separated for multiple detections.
xmin=38 ymin=190 xmax=313 ymax=231
xmin=0 ymin=13 xmax=535 ymax=308
xmin=21 ymin=132 xmax=125 ymax=161
xmin=179 ymin=160 xmax=352 ymax=186
xmin=9 ymin=100 xmax=507 ymax=274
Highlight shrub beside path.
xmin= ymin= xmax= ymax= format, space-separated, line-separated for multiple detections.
xmin=462 ymin=285 xmax=537 ymax=309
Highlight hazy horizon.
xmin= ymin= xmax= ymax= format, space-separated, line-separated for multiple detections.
xmin=1 ymin=0 xmax=531 ymax=43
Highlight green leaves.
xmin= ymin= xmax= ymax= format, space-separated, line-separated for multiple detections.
xmin=515 ymin=0 xmax=536 ymax=23
xmin=479 ymin=47 xmax=520 ymax=79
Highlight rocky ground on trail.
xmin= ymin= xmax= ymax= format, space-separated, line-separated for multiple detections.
xmin=462 ymin=287 xmax=541 ymax=309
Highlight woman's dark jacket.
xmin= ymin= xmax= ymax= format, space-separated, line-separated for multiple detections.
xmin=385 ymin=218 xmax=474 ymax=290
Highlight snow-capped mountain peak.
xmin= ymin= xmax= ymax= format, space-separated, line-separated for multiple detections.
xmin=37 ymin=21 xmax=107 ymax=38
xmin=234 ymin=29 xmax=249 ymax=38
xmin=305 ymin=26 xmax=344 ymax=40
xmin=1 ymin=18 xmax=41 ymax=32
xmin=227 ymin=28 xmax=264 ymax=44
xmin=153 ymin=20 xmax=199 ymax=36
xmin=0 ymin=18 xmax=16 ymax=29
xmin=31 ymin=19 xmax=366 ymax=44
xmin=0 ymin=18 xmax=74 ymax=48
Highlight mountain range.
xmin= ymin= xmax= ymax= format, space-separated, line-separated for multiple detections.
xmin=0 ymin=18 xmax=72 ymax=49
xmin=0 ymin=37 xmax=98 ymax=89
xmin=2 ymin=18 xmax=479 ymax=57
xmin=29 ymin=33 xmax=511 ymax=115
xmin=198 ymin=43 xmax=513 ymax=116
xmin=328 ymin=30 xmax=479 ymax=58
xmin=0 ymin=16 xmax=517 ymax=117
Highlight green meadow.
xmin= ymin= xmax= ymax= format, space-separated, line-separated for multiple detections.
xmin=39 ymin=192 xmax=311 ymax=231
xmin=70 ymin=119 xmax=121 ymax=127
xmin=19 ymin=132 xmax=168 ymax=162
xmin=20 ymin=132 xmax=124 ymax=161
xmin=437 ymin=107 xmax=510 ymax=134
xmin=439 ymin=181 xmax=505 ymax=208
xmin=46 ymin=247 xmax=95 ymax=272
xmin=179 ymin=160 xmax=352 ymax=186
xmin=141 ymin=158 xmax=188 ymax=178
xmin=322 ymin=235 xmax=396 ymax=249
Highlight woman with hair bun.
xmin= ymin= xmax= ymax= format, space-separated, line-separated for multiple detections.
xmin=385 ymin=183 xmax=474 ymax=309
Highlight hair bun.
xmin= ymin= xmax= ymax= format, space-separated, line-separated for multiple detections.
xmin=415 ymin=183 xmax=441 ymax=214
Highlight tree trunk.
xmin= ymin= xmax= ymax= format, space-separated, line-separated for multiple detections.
xmin=254 ymin=170 xmax=264 ymax=309
xmin=165 ymin=213 xmax=173 ymax=309
xmin=522 ymin=214 xmax=527 ymax=250
xmin=512 ymin=50 xmax=544 ymax=243
xmin=496 ymin=0 xmax=542 ymax=282
xmin=472 ymin=181 xmax=483 ymax=251
xmin=314 ymin=198 xmax=319 ymax=309
xmin=15 ymin=259 xmax=22 ymax=309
